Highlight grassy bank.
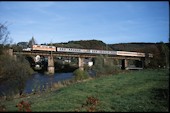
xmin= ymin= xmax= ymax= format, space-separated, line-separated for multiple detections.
xmin=0 ymin=69 xmax=169 ymax=112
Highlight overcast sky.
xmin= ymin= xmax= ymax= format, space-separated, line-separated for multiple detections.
xmin=0 ymin=1 xmax=169 ymax=44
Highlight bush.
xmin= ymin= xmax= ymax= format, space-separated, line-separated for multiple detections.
xmin=16 ymin=100 xmax=32 ymax=112
xmin=73 ymin=68 xmax=89 ymax=81
xmin=75 ymin=96 xmax=99 ymax=112
xmin=0 ymin=54 xmax=34 ymax=96
xmin=92 ymin=55 xmax=120 ymax=76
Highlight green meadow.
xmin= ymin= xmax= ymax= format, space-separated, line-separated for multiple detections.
xmin=1 ymin=69 xmax=169 ymax=112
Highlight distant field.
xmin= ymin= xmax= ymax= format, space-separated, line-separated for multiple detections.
xmin=1 ymin=69 xmax=169 ymax=112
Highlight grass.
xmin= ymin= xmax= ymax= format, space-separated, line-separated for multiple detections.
xmin=0 ymin=69 xmax=169 ymax=112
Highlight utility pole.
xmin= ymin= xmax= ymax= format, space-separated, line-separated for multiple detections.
xmin=106 ymin=44 xmax=108 ymax=57
xmin=50 ymin=40 xmax=53 ymax=58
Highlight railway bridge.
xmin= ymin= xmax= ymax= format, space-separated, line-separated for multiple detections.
xmin=7 ymin=47 xmax=153 ymax=74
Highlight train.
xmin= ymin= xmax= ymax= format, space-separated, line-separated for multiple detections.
xmin=32 ymin=45 xmax=56 ymax=52
xmin=23 ymin=45 xmax=56 ymax=52
xmin=56 ymin=47 xmax=117 ymax=55
xmin=22 ymin=44 xmax=153 ymax=57
xmin=56 ymin=47 xmax=149 ymax=57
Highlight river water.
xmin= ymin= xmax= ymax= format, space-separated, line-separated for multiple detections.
xmin=0 ymin=72 xmax=74 ymax=96
xmin=0 ymin=70 xmax=96 ymax=96
xmin=24 ymin=72 xmax=74 ymax=94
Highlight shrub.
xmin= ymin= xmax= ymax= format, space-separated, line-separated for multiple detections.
xmin=92 ymin=55 xmax=120 ymax=76
xmin=73 ymin=68 xmax=89 ymax=81
xmin=16 ymin=100 xmax=32 ymax=112
xmin=75 ymin=96 xmax=99 ymax=112
xmin=0 ymin=54 xmax=34 ymax=96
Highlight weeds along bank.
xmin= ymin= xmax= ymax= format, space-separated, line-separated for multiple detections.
xmin=0 ymin=69 xmax=168 ymax=112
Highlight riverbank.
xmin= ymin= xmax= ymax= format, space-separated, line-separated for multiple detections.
xmin=0 ymin=69 xmax=169 ymax=112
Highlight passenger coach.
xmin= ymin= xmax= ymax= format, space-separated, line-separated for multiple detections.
xmin=32 ymin=45 xmax=56 ymax=52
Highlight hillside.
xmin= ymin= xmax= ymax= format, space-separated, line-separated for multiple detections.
xmin=108 ymin=43 xmax=156 ymax=52
xmin=52 ymin=40 xmax=169 ymax=53
xmin=52 ymin=40 xmax=112 ymax=50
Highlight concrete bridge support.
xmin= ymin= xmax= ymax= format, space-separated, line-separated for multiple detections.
xmin=8 ymin=49 xmax=16 ymax=60
xmin=8 ymin=49 xmax=13 ymax=56
xmin=78 ymin=57 xmax=84 ymax=70
xmin=124 ymin=59 xmax=128 ymax=70
xmin=48 ymin=56 xmax=55 ymax=74
xmin=121 ymin=59 xmax=128 ymax=70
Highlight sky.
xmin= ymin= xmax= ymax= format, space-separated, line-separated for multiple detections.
xmin=0 ymin=1 xmax=169 ymax=44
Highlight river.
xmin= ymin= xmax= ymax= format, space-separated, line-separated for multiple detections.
xmin=0 ymin=72 xmax=74 ymax=96
xmin=0 ymin=70 xmax=96 ymax=96
xmin=24 ymin=72 xmax=74 ymax=94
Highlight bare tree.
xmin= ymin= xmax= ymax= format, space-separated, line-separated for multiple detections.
xmin=0 ymin=22 xmax=12 ymax=45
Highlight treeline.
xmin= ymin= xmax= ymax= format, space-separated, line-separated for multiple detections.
xmin=108 ymin=42 xmax=169 ymax=52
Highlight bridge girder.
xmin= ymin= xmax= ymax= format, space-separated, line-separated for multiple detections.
xmin=13 ymin=51 xmax=142 ymax=60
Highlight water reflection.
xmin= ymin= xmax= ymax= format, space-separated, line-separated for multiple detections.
xmin=24 ymin=73 xmax=74 ymax=94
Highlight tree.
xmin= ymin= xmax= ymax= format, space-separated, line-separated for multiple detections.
xmin=92 ymin=55 xmax=104 ymax=76
xmin=0 ymin=22 xmax=34 ymax=97
xmin=0 ymin=22 xmax=12 ymax=45
xmin=0 ymin=54 xmax=34 ymax=96
xmin=92 ymin=55 xmax=120 ymax=76
xmin=160 ymin=42 xmax=169 ymax=68
xmin=0 ymin=22 xmax=12 ymax=54
xmin=73 ymin=68 xmax=89 ymax=81
xmin=17 ymin=42 xmax=28 ymax=48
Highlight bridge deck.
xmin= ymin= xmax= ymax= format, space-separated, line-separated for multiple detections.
xmin=13 ymin=51 xmax=142 ymax=60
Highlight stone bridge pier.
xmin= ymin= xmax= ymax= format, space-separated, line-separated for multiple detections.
xmin=48 ymin=56 xmax=55 ymax=74
xmin=8 ymin=49 xmax=16 ymax=60
xmin=78 ymin=57 xmax=84 ymax=70
xmin=121 ymin=59 xmax=128 ymax=70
